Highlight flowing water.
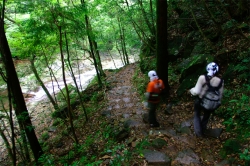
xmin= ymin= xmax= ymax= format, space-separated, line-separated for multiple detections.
xmin=0 ymin=54 xmax=139 ymax=162
xmin=22 ymin=55 xmax=138 ymax=108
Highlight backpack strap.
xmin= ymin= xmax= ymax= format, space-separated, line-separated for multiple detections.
xmin=204 ymin=74 xmax=223 ymax=90
xmin=216 ymin=78 xmax=223 ymax=89
xmin=204 ymin=75 xmax=211 ymax=87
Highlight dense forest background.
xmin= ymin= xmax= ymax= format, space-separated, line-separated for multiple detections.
xmin=0 ymin=0 xmax=250 ymax=165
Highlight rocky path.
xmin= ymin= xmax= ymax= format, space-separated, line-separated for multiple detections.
xmin=102 ymin=63 xmax=229 ymax=166
xmin=0 ymin=62 xmax=231 ymax=166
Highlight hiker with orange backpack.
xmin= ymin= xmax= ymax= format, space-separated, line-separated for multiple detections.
xmin=190 ymin=62 xmax=224 ymax=137
xmin=145 ymin=70 xmax=165 ymax=127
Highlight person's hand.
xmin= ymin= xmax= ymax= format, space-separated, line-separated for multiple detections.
xmin=187 ymin=89 xmax=194 ymax=97
xmin=143 ymin=101 xmax=149 ymax=109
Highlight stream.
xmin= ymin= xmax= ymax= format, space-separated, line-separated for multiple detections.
xmin=0 ymin=54 xmax=139 ymax=161
xmin=22 ymin=55 xmax=138 ymax=109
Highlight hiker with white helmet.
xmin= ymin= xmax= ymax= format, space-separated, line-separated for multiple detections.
xmin=190 ymin=62 xmax=224 ymax=137
xmin=145 ymin=70 xmax=165 ymax=127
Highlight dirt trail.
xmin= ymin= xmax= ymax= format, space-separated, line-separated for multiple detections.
xmin=104 ymin=62 xmax=228 ymax=165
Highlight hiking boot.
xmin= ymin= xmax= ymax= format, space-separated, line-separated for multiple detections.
xmin=194 ymin=131 xmax=204 ymax=138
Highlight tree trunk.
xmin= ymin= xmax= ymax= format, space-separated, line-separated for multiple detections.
xmin=30 ymin=56 xmax=59 ymax=111
xmin=156 ymin=0 xmax=170 ymax=96
xmin=0 ymin=12 xmax=43 ymax=163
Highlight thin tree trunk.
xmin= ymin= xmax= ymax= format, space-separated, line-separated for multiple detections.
xmin=138 ymin=0 xmax=155 ymax=36
xmin=149 ymin=0 xmax=155 ymax=33
xmin=58 ymin=26 xmax=78 ymax=144
xmin=123 ymin=0 xmax=155 ymax=51
xmin=64 ymin=32 xmax=88 ymax=121
xmin=30 ymin=55 xmax=59 ymax=111
xmin=115 ymin=40 xmax=125 ymax=66
xmin=0 ymin=128 xmax=14 ymax=163
xmin=7 ymin=85 xmax=16 ymax=166
xmin=121 ymin=22 xmax=129 ymax=64
xmin=0 ymin=67 xmax=16 ymax=165
xmin=117 ymin=17 xmax=127 ymax=65
xmin=81 ymin=0 xmax=105 ymax=78
xmin=41 ymin=48 xmax=63 ymax=103
xmin=84 ymin=17 xmax=102 ymax=86
xmin=93 ymin=40 xmax=106 ymax=76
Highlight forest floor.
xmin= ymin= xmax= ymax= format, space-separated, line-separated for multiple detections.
xmin=0 ymin=62 xmax=243 ymax=166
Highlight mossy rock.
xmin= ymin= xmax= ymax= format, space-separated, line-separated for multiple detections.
xmin=52 ymin=106 xmax=68 ymax=119
xmin=168 ymin=36 xmax=183 ymax=62
xmin=176 ymin=70 xmax=201 ymax=97
xmin=51 ymin=99 xmax=80 ymax=119
xmin=179 ymin=54 xmax=214 ymax=83
xmin=151 ymin=138 xmax=168 ymax=149
xmin=168 ymin=36 xmax=196 ymax=62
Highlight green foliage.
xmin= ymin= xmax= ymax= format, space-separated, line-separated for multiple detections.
xmin=240 ymin=148 xmax=250 ymax=162
xmin=217 ymin=81 xmax=250 ymax=163
xmin=52 ymin=118 xmax=64 ymax=126
xmin=134 ymin=138 xmax=151 ymax=152
xmin=90 ymin=91 xmax=103 ymax=103
xmin=220 ymin=139 xmax=241 ymax=158
xmin=132 ymin=67 xmax=148 ymax=99
xmin=219 ymin=87 xmax=250 ymax=136
xmin=46 ymin=121 xmax=132 ymax=165
xmin=56 ymin=84 xmax=78 ymax=103
xmin=168 ymin=63 xmax=179 ymax=86
xmin=38 ymin=154 xmax=55 ymax=166
xmin=139 ymin=56 xmax=156 ymax=74
xmin=233 ymin=54 xmax=250 ymax=81
xmin=41 ymin=132 xmax=50 ymax=141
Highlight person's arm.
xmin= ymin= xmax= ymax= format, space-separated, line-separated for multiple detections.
xmin=145 ymin=82 xmax=152 ymax=100
xmin=190 ymin=75 xmax=205 ymax=96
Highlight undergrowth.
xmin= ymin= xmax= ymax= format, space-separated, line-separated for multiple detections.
xmin=216 ymin=55 xmax=250 ymax=164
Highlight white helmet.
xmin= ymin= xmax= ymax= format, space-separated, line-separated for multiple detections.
xmin=206 ymin=62 xmax=219 ymax=76
xmin=148 ymin=70 xmax=158 ymax=81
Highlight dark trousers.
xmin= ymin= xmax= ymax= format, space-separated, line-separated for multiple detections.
xmin=148 ymin=102 xmax=158 ymax=124
xmin=193 ymin=98 xmax=213 ymax=136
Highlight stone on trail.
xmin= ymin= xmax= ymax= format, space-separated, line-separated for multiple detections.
xmin=152 ymin=138 xmax=168 ymax=149
xmin=124 ymin=118 xmax=142 ymax=128
xmin=214 ymin=159 xmax=230 ymax=166
xmin=181 ymin=119 xmax=192 ymax=127
xmin=48 ymin=126 xmax=57 ymax=132
xmin=204 ymin=128 xmax=223 ymax=138
xmin=142 ymin=149 xmax=171 ymax=166
xmin=174 ymin=148 xmax=200 ymax=165
xmin=164 ymin=103 xmax=173 ymax=115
